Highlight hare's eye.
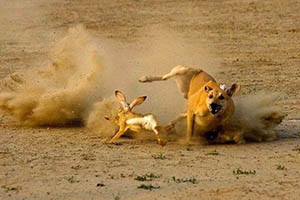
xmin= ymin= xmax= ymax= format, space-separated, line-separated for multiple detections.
xmin=219 ymin=95 xmax=224 ymax=100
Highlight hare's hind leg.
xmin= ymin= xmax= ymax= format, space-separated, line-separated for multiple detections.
xmin=152 ymin=128 xmax=166 ymax=146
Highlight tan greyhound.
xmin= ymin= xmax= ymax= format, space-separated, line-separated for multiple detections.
xmin=139 ymin=65 xmax=241 ymax=143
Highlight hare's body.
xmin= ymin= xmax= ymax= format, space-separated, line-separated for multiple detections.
xmin=105 ymin=91 xmax=167 ymax=146
xmin=126 ymin=114 xmax=158 ymax=131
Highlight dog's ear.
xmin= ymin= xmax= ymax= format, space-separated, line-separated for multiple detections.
xmin=129 ymin=96 xmax=147 ymax=109
xmin=204 ymin=85 xmax=213 ymax=93
xmin=226 ymin=83 xmax=241 ymax=97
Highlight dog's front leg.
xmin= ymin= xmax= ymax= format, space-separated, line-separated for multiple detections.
xmin=186 ymin=110 xmax=195 ymax=143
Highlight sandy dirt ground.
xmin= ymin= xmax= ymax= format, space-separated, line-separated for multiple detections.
xmin=1 ymin=0 xmax=300 ymax=199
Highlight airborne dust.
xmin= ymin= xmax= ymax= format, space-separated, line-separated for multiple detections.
xmin=0 ymin=25 xmax=284 ymax=142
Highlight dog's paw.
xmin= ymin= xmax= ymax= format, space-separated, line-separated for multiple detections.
xmin=158 ymin=140 xmax=167 ymax=147
xmin=138 ymin=76 xmax=148 ymax=83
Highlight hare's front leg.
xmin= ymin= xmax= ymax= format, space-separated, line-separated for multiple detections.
xmin=108 ymin=124 xmax=127 ymax=144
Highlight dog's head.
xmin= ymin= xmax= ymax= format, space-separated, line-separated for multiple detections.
xmin=203 ymin=81 xmax=240 ymax=116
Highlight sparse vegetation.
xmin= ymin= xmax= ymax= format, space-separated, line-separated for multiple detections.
xmin=172 ymin=176 xmax=197 ymax=184
xmin=206 ymin=150 xmax=220 ymax=155
xmin=134 ymin=173 xmax=161 ymax=181
xmin=137 ymin=184 xmax=160 ymax=191
xmin=276 ymin=165 xmax=287 ymax=170
xmin=186 ymin=147 xmax=193 ymax=151
xmin=292 ymin=145 xmax=300 ymax=153
xmin=114 ymin=195 xmax=121 ymax=200
xmin=135 ymin=176 xmax=149 ymax=181
xmin=146 ymin=173 xmax=160 ymax=178
xmin=96 ymin=183 xmax=105 ymax=187
xmin=81 ymin=153 xmax=96 ymax=161
xmin=1 ymin=185 xmax=19 ymax=192
xmin=66 ymin=176 xmax=79 ymax=183
xmin=71 ymin=165 xmax=81 ymax=170
xmin=233 ymin=168 xmax=256 ymax=175
xmin=152 ymin=153 xmax=166 ymax=160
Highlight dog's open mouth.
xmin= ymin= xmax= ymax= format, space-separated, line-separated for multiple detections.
xmin=210 ymin=103 xmax=222 ymax=115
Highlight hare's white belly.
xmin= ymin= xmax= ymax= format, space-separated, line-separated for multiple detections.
xmin=126 ymin=115 xmax=157 ymax=130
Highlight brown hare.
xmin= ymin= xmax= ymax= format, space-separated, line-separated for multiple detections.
xmin=104 ymin=90 xmax=169 ymax=146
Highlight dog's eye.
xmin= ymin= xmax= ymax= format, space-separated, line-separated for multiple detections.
xmin=209 ymin=94 xmax=213 ymax=99
xmin=219 ymin=95 xmax=224 ymax=100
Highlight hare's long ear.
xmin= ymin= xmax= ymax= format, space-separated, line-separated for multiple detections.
xmin=115 ymin=90 xmax=129 ymax=109
xmin=129 ymin=96 xmax=147 ymax=109
xmin=115 ymin=90 xmax=126 ymax=102
xmin=226 ymin=83 xmax=241 ymax=97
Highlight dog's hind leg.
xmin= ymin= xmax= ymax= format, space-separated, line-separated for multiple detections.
xmin=166 ymin=113 xmax=187 ymax=129
xmin=139 ymin=65 xmax=189 ymax=83
xmin=139 ymin=65 xmax=202 ymax=98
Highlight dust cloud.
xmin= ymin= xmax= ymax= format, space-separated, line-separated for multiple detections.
xmin=0 ymin=25 xmax=220 ymax=136
xmin=86 ymin=97 xmax=119 ymax=138
xmin=0 ymin=25 xmax=284 ymax=142
xmin=0 ymin=25 xmax=105 ymax=126
xmin=87 ymin=25 xmax=222 ymax=138
xmin=230 ymin=92 xmax=285 ymax=141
